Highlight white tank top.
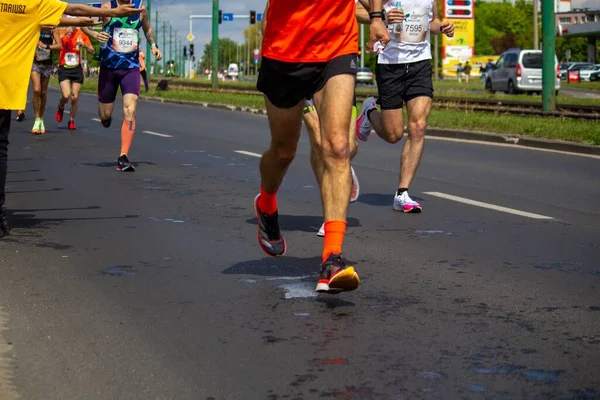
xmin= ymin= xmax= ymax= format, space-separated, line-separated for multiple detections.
xmin=378 ymin=0 xmax=434 ymax=64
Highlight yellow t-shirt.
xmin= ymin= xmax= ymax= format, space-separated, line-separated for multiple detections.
xmin=0 ymin=0 xmax=67 ymax=110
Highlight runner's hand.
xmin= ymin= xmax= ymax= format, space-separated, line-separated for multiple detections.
xmin=97 ymin=31 xmax=110 ymax=43
xmin=387 ymin=9 xmax=404 ymax=24
xmin=152 ymin=47 xmax=162 ymax=61
xmin=37 ymin=41 xmax=45 ymax=48
xmin=111 ymin=3 xmax=143 ymax=17
xmin=441 ymin=21 xmax=454 ymax=38
xmin=76 ymin=18 xmax=101 ymax=27
xmin=368 ymin=19 xmax=391 ymax=53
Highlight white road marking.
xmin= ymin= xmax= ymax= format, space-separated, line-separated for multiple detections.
xmin=64 ymin=110 xmax=70 ymax=114
xmin=143 ymin=130 xmax=173 ymax=138
xmin=91 ymin=118 xmax=101 ymax=122
xmin=234 ymin=150 xmax=261 ymax=158
xmin=426 ymin=136 xmax=600 ymax=160
xmin=424 ymin=191 xmax=555 ymax=220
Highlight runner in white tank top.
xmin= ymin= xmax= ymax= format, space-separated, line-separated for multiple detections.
xmin=357 ymin=0 xmax=454 ymax=213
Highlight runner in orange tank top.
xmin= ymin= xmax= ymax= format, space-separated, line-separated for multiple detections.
xmin=255 ymin=0 xmax=362 ymax=294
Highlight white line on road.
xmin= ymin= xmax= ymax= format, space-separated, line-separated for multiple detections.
xmin=144 ymin=130 xmax=173 ymax=138
xmin=234 ymin=150 xmax=261 ymax=158
xmin=424 ymin=191 xmax=554 ymax=220
xmin=91 ymin=118 xmax=101 ymax=122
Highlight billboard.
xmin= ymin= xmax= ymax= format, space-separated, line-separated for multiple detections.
xmin=442 ymin=0 xmax=475 ymax=61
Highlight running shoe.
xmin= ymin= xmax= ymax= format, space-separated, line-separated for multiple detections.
xmin=68 ymin=120 xmax=76 ymax=130
xmin=317 ymin=223 xmax=325 ymax=237
xmin=16 ymin=111 xmax=25 ymax=122
xmin=393 ymin=191 xmax=422 ymax=213
xmin=31 ymin=119 xmax=41 ymax=135
xmin=350 ymin=165 xmax=360 ymax=203
xmin=39 ymin=120 xmax=46 ymax=134
xmin=356 ymin=97 xmax=377 ymax=142
xmin=55 ymin=106 xmax=64 ymax=123
xmin=316 ymin=253 xmax=359 ymax=293
xmin=0 ymin=216 xmax=9 ymax=238
xmin=254 ymin=194 xmax=286 ymax=257
xmin=116 ymin=154 xmax=136 ymax=172
xmin=101 ymin=117 xmax=112 ymax=128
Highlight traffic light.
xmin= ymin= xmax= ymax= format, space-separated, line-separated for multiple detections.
xmin=218 ymin=9 xmax=222 ymax=24
xmin=250 ymin=10 xmax=256 ymax=24
xmin=189 ymin=43 xmax=194 ymax=57
xmin=183 ymin=46 xmax=187 ymax=57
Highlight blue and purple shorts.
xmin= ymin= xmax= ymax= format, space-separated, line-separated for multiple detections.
xmin=98 ymin=67 xmax=141 ymax=104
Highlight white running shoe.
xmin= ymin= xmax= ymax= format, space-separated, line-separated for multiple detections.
xmin=356 ymin=96 xmax=377 ymax=141
xmin=317 ymin=223 xmax=325 ymax=237
xmin=393 ymin=191 xmax=422 ymax=213
xmin=350 ymin=165 xmax=360 ymax=203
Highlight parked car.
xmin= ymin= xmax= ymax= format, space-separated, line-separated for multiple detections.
xmin=590 ymin=70 xmax=600 ymax=81
xmin=560 ymin=62 xmax=593 ymax=80
xmin=578 ymin=65 xmax=600 ymax=81
xmin=485 ymin=48 xmax=560 ymax=95
xmin=356 ymin=67 xmax=374 ymax=85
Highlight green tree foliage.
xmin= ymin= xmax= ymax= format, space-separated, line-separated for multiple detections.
xmin=474 ymin=0 xmax=595 ymax=60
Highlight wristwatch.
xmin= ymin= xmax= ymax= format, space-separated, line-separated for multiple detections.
xmin=369 ymin=11 xmax=384 ymax=20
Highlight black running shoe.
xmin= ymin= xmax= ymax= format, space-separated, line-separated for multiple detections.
xmin=316 ymin=253 xmax=359 ymax=293
xmin=116 ymin=154 xmax=135 ymax=172
xmin=101 ymin=117 xmax=112 ymax=128
xmin=0 ymin=216 xmax=10 ymax=238
xmin=254 ymin=194 xmax=286 ymax=257
xmin=16 ymin=111 xmax=25 ymax=122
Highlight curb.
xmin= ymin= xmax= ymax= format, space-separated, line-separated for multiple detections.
xmin=142 ymin=96 xmax=600 ymax=156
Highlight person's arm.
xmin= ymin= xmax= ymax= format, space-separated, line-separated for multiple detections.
xmin=81 ymin=26 xmax=111 ymax=43
xmin=50 ymin=28 xmax=62 ymax=51
xmin=141 ymin=9 xmax=162 ymax=60
xmin=82 ymin=33 xmax=95 ymax=54
xmin=367 ymin=0 xmax=390 ymax=51
xmin=64 ymin=2 xmax=142 ymax=19
xmin=356 ymin=2 xmax=370 ymax=24
xmin=59 ymin=16 xmax=99 ymax=26
xmin=430 ymin=0 xmax=454 ymax=36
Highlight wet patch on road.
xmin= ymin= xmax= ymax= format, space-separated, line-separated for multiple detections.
xmin=102 ymin=265 xmax=136 ymax=276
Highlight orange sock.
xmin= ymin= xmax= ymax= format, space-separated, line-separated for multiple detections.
xmin=258 ymin=186 xmax=278 ymax=215
xmin=120 ymin=119 xmax=136 ymax=155
xmin=322 ymin=220 xmax=347 ymax=262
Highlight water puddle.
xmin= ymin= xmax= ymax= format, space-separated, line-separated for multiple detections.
xmin=521 ymin=369 xmax=561 ymax=384
xmin=418 ymin=371 xmax=442 ymax=381
xmin=102 ymin=265 xmax=135 ymax=276
xmin=469 ymin=385 xmax=486 ymax=393
xmin=294 ymin=312 xmax=310 ymax=317
xmin=267 ymin=275 xmax=313 ymax=281
xmin=280 ymin=282 xmax=317 ymax=299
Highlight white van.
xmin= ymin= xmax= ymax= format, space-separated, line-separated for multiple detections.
xmin=485 ymin=49 xmax=560 ymax=95
xmin=227 ymin=63 xmax=239 ymax=78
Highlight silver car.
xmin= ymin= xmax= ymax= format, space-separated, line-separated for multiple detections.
xmin=485 ymin=49 xmax=560 ymax=95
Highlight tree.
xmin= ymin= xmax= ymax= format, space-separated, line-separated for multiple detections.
xmin=200 ymin=38 xmax=241 ymax=72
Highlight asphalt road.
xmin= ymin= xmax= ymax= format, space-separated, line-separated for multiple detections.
xmin=0 ymin=89 xmax=599 ymax=400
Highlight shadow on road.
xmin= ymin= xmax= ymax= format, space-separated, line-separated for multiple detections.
xmin=224 ymin=256 xmax=322 ymax=277
xmin=245 ymin=215 xmax=361 ymax=233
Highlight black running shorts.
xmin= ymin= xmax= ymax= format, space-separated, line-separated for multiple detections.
xmin=257 ymin=54 xmax=358 ymax=109
xmin=375 ymin=59 xmax=434 ymax=110
xmin=58 ymin=65 xmax=84 ymax=84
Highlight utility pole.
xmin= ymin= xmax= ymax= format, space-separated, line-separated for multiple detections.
xmin=533 ymin=0 xmax=539 ymax=50
xmin=162 ymin=21 xmax=166 ymax=73
xmin=434 ymin=34 xmax=439 ymax=81
xmin=360 ymin=24 xmax=364 ymax=68
xmin=542 ymin=0 xmax=556 ymax=112
xmin=146 ymin=0 xmax=151 ymax=69
xmin=156 ymin=11 xmax=165 ymax=75
xmin=211 ymin=0 xmax=219 ymax=89
xmin=169 ymin=24 xmax=172 ymax=71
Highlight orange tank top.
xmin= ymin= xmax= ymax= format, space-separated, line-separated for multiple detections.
xmin=262 ymin=0 xmax=358 ymax=63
